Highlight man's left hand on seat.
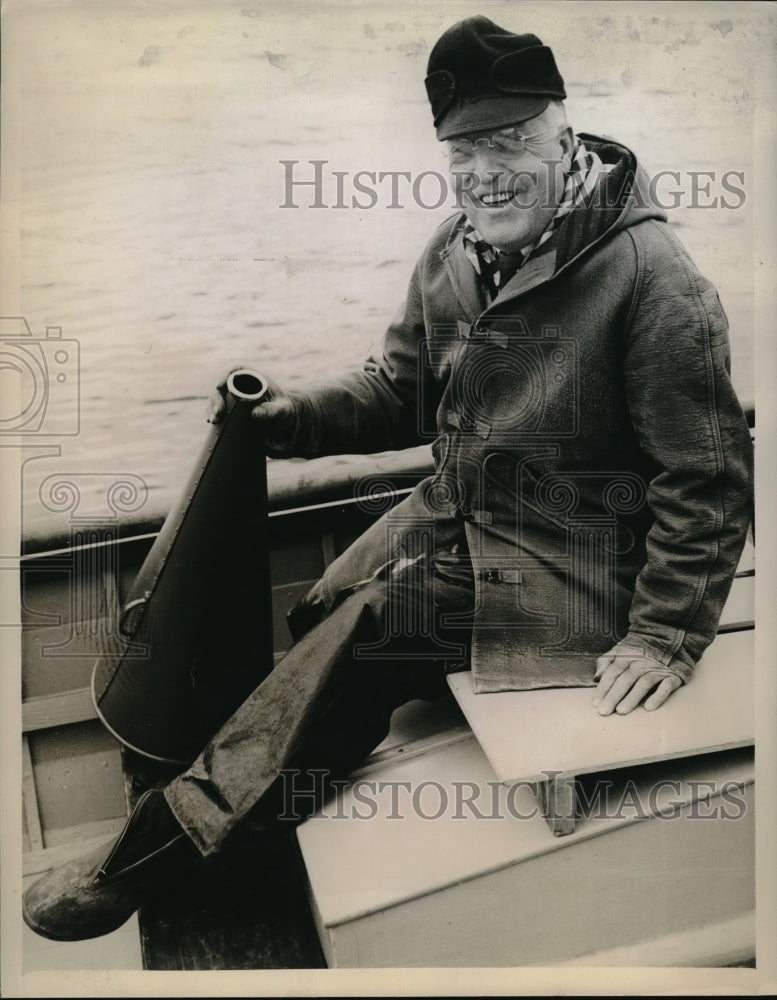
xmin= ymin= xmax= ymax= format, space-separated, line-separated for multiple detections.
xmin=593 ymin=642 xmax=683 ymax=716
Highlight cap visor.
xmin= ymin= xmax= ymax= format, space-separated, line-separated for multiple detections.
xmin=437 ymin=95 xmax=550 ymax=140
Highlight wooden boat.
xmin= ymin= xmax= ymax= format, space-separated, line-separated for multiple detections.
xmin=20 ymin=411 xmax=756 ymax=971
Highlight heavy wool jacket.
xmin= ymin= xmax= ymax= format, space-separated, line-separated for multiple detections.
xmin=282 ymin=135 xmax=753 ymax=693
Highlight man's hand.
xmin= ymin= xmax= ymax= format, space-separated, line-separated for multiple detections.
xmin=207 ymin=363 xmax=296 ymax=450
xmin=593 ymin=641 xmax=682 ymax=716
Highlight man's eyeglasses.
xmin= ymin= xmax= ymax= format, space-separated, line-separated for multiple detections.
xmin=446 ymin=124 xmax=561 ymax=165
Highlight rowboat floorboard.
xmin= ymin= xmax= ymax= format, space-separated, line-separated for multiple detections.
xmin=134 ymin=833 xmax=327 ymax=971
xmin=122 ymin=749 xmax=326 ymax=970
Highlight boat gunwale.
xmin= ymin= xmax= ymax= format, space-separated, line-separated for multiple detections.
xmin=20 ymin=446 xmax=436 ymax=556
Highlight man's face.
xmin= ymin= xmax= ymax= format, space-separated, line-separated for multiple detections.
xmin=447 ymin=113 xmax=573 ymax=252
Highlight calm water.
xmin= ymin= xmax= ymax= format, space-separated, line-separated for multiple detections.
xmin=8 ymin=1 xmax=758 ymax=535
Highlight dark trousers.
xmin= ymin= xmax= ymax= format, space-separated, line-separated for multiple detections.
xmin=165 ymin=533 xmax=474 ymax=855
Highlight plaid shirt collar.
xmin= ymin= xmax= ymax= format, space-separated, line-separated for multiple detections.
xmin=462 ymin=137 xmax=612 ymax=302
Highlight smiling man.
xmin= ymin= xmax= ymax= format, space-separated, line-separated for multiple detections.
xmin=23 ymin=15 xmax=753 ymax=943
xmin=444 ymin=114 xmax=574 ymax=259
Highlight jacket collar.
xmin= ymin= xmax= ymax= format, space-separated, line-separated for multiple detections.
xmin=439 ymin=216 xmax=487 ymax=321
xmin=439 ymin=133 xmax=666 ymax=317
xmin=439 ymin=218 xmax=558 ymax=319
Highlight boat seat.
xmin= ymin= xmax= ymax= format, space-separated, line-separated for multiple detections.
xmin=447 ymin=536 xmax=755 ymax=835
xmin=448 ymin=627 xmax=753 ymax=834
xmin=297 ymin=536 xmax=755 ymax=966
xmin=297 ymin=734 xmax=754 ymax=967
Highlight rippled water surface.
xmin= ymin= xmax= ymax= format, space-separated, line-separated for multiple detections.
xmin=8 ymin=1 xmax=759 ymax=534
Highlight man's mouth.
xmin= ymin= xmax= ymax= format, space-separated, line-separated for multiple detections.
xmin=479 ymin=190 xmax=521 ymax=209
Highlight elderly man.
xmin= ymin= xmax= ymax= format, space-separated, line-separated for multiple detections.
xmin=24 ymin=15 xmax=752 ymax=942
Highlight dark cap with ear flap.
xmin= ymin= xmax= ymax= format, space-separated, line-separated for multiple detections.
xmin=425 ymin=16 xmax=566 ymax=140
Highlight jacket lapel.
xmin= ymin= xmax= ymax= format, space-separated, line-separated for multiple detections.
xmin=442 ymin=224 xmax=560 ymax=320
xmin=490 ymin=250 xmax=558 ymax=309
xmin=441 ymin=232 xmax=486 ymax=321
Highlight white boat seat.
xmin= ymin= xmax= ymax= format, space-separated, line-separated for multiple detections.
xmin=448 ymin=540 xmax=755 ymax=834
xmin=297 ymin=730 xmax=754 ymax=966
xmin=297 ymin=536 xmax=756 ymax=964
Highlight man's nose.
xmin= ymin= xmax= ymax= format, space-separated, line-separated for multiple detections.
xmin=469 ymin=150 xmax=508 ymax=191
